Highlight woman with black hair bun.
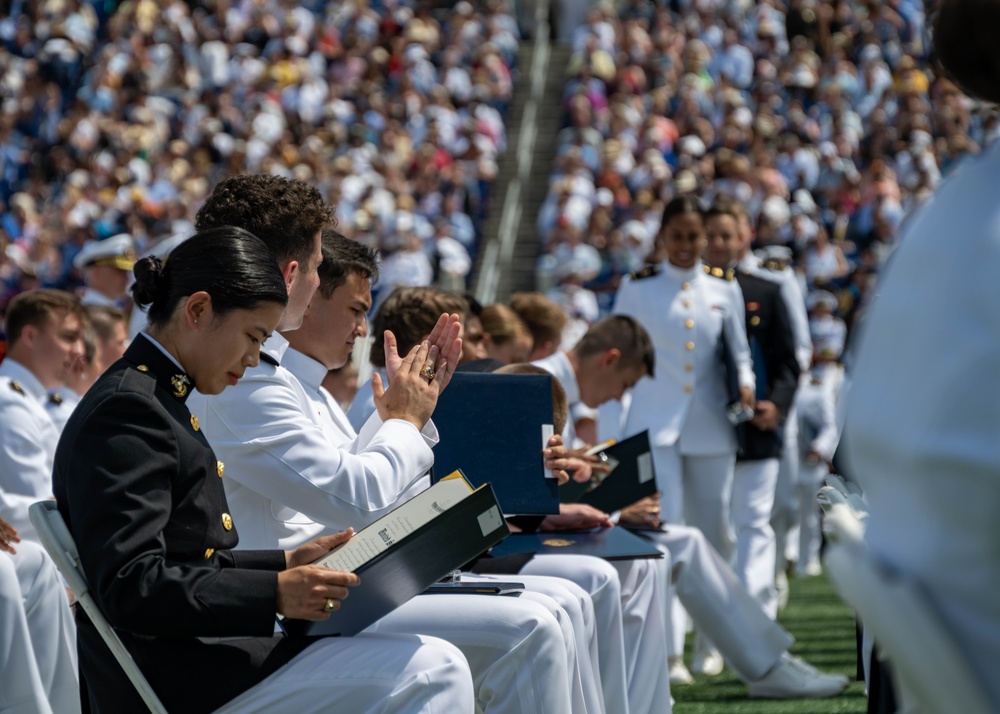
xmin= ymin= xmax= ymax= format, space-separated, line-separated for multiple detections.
xmin=52 ymin=225 xmax=473 ymax=714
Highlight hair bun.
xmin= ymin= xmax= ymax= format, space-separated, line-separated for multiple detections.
xmin=131 ymin=256 xmax=168 ymax=308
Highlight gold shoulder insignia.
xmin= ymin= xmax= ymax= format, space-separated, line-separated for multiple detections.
xmin=48 ymin=392 xmax=63 ymax=405
xmin=764 ymin=259 xmax=787 ymax=272
xmin=703 ymin=265 xmax=734 ymax=280
xmin=629 ymin=265 xmax=660 ymax=280
xmin=9 ymin=381 xmax=25 ymax=396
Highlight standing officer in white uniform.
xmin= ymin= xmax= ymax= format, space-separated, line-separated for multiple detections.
xmin=0 ymin=290 xmax=86 ymax=541
xmin=613 ymin=197 xmax=754 ymax=555
xmin=842 ymin=3 xmax=1000 ymax=705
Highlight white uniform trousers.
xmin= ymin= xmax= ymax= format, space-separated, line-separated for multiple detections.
xmin=0 ymin=543 xmax=79 ymax=714
xmin=485 ymin=573 xmax=605 ymax=714
xmin=218 ymin=632 xmax=473 ymax=713
xmin=520 ymin=555 xmax=625 ymax=713
xmin=771 ymin=414 xmax=801 ymax=572
xmin=652 ymin=446 xmax=736 ymax=559
xmin=520 ymin=554 xmax=671 ymax=714
xmin=365 ymin=592 xmax=572 ymax=714
xmin=796 ymin=460 xmax=828 ymax=575
xmin=731 ymin=458 xmax=780 ymax=618
xmin=653 ymin=445 xmax=736 ymax=660
xmin=640 ymin=525 xmax=794 ymax=681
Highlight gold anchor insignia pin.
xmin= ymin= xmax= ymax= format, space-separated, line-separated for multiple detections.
xmin=171 ymin=374 xmax=191 ymax=398
xmin=190 ymin=415 xmax=200 ymax=431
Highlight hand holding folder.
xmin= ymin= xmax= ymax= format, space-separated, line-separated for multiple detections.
xmin=280 ymin=471 xmax=510 ymax=636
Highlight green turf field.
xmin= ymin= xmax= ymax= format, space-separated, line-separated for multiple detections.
xmin=672 ymin=573 xmax=868 ymax=713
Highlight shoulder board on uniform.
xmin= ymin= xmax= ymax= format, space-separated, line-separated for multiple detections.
xmin=629 ymin=265 xmax=660 ymax=280
xmin=764 ymin=259 xmax=788 ymax=272
xmin=9 ymin=380 xmax=25 ymax=396
xmin=702 ymin=265 xmax=735 ymax=281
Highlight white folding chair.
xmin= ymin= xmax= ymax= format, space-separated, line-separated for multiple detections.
xmin=823 ymin=502 xmax=992 ymax=714
xmin=29 ymin=500 xmax=168 ymax=714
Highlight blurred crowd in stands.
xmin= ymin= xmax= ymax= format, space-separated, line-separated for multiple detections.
xmin=539 ymin=0 xmax=995 ymax=361
xmin=0 ymin=0 xmax=518 ymax=312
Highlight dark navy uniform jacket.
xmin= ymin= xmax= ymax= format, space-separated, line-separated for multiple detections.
xmin=734 ymin=271 xmax=801 ymax=461
xmin=53 ymin=335 xmax=310 ymax=714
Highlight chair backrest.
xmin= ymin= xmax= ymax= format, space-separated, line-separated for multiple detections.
xmin=823 ymin=503 xmax=992 ymax=714
xmin=29 ymin=501 xmax=169 ymax=714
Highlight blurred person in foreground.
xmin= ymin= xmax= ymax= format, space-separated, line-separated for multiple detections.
xmin=842 ymin=0 xmax=1000 ymax=706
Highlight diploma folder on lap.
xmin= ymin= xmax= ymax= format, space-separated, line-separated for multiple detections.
xmin=431 ymin=372 xmax=559 ymax=515
xmin=559 ymin=431 xmax=657 ymax=513
xmin=487 ymin=527 xmax=662 ymax=561
xmin=280 ymin=471 xmax=510 ymax=637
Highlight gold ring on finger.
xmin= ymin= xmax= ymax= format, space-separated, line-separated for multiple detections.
xmin=419 ymin=366 xmax=436 ymax=383
xmin=325 ymin=598 xmax=336 ymax=612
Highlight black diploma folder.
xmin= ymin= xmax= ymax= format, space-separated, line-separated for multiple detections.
xmin=280 ymin=472 xmax=510 ymax=636
xmin=559 ymin=431 xmax=657 ymax=513
xmin=431 ymin=372 xmax=559 ymax=515
xmin=487 ymin=527 xmax=662 ymax=561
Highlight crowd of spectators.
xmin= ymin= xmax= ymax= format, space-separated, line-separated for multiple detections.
xmin=537 ymin=0 xmax=997 ymax=358
xmin=0 ymin=0 xmax=520 ymax=314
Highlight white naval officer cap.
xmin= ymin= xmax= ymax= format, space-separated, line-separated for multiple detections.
xmin=807 ymin=290 xmax=839 ymax=312
xmin=754 ymin=244 xmax=793 ymax=263
xmin=72 ymin=233 xmax=136 ymax=271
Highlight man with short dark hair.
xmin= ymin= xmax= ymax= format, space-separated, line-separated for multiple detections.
xmin=0 ymin=289 xmax=85 ymax=539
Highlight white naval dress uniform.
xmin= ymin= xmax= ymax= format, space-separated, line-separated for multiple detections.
xmin=189 ymin=335 xmax=578 ymax=714
xmin=841 ymin=142 xmax=1000 ymax=707
xmin=795 ymin=364 xmax=841 ymax=574
xmin=737 ymin=253 xmax=813 ymax=577
xmin=0 ymin=542 xmax=80 ymax=714
xmin=0 ymin=359 xmax=61 ymax=543
xmin=534 ymin=351 xmax=675 ymax=714
xmin=45 ymin=390 xmax=81 ymax=436
xmin=78 ymin=287 xmax=117 ymax=308
xmin=613 ymin=261 xmax=754 ymax=556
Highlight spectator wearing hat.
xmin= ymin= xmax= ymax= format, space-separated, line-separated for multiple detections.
xmin=72 ymin=233 xmax=135 ymax=308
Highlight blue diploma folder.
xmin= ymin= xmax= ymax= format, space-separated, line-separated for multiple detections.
xmin=432 ymin=372 xmax=559 ymax=515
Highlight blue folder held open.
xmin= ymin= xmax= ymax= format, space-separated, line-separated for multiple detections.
xmin=431 ymin=372 xmax=560 ymax=515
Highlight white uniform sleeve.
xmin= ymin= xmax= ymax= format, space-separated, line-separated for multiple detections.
xmin=203 ymin=374 xmax=435 ymax=530
xmin=0 ymin=400 xmax=54 ymax=537
xmin=780 ymin=271 xmax=813 ymax=371
xmin=810 ymin=385 xmax=840 ymax=462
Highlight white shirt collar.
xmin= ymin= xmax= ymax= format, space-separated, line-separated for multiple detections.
xmin=264 ymin=331 xmax=292 ymax=365
xmin=661 ymin=259 xmax=701 ymax=281
xmin=282 ymin=347 xmax=328 ymax=392
xmin=0 ymin=358 xmax=49 ymax=403
xmin=141 ymin=332 xmax=185 ymax=372
xmin=534 ymin=350 xmax=581 ymax=405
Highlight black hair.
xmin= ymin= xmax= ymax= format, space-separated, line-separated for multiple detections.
xmin=660 ymin=195 xmax=705 ymax=228
xmin=316 ymin=229 xmax=380 ymax=298
xmin=132 ymin=226 xmax=288 ymax=328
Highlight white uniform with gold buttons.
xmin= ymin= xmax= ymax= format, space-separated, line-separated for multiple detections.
xmin=614 ymin=260 xmax=753 ymax=556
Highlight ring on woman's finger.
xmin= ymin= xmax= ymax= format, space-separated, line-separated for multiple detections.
xmin=419 ymin=366 xmax=436 ymax=383
xmin=325 ymin=598 xmax=336 ymax=612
